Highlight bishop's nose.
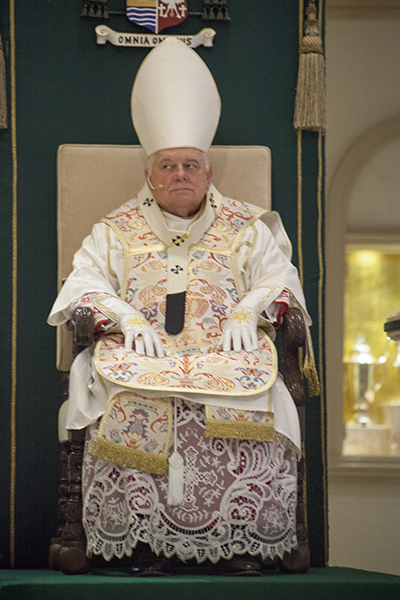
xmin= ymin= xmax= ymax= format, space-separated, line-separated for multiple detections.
xmin=175 ymin=164 xmax=187 ymax=180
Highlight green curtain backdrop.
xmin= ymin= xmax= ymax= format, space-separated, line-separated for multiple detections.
xmin=0 ymin=0 xmax=326 ymax=569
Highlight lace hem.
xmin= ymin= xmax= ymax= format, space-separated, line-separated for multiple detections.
xmin=85 ymin=514 xmax=298 ymax=564
xmin=82 ymin=400 xmax=298 ymax=564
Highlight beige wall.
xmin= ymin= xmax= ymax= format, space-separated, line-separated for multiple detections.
xmin=328 ymin=477 xmax=400 ymax=575
xmin=326 ymin=1 xmax=400 ymax=575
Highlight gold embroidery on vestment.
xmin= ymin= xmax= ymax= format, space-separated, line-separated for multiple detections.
xmin=204 ymin=406 xmax=277 ymax=442
xmin=242 ymin=224 xmax=259 ymax=274
xmin=102 ymin=220 xmax=130 ymax=252
xmin=106 ymin=227 xmax=118 ymax=279
xmin=94 ymin=329 xmax=277 ymax=397
xmin=92 ymin=293 xmax=120 ymax=322
xmin=128 ymin=243 xmax=167 ymax=256
xmin=88 ymin=437 xmax=169 ymax=475
xmin=189 ymin=244 xmax=231 ymax=256
xmin=267 ymin=387 xmax=273 ymax=413
xmin=96 ymin=195 xmax=278 ymax=397
xmin=87 ymin=392 xmax=172 ymax=475
xmin=231 ymin=207 xmax=266 ymax=301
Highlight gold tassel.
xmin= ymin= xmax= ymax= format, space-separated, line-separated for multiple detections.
xmin=303 ymin=317 xmax=320 ymax=396
xmin=290 ymin=296 xmax=321 ymax=397
xmin=303 ymin=351 xmax=320 ymax=397
xmin=0 ymin=35 xmax=7 ymax=129
xmin=298 ymin=304 xmax=321 ymax=397
xmin=294 ymin=0 xmax=326 ymax=132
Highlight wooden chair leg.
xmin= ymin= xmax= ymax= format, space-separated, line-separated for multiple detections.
xmin=278 ymin=308 xmax=310 ymax=574
xmin=50 ymin=428 xmax=90 ymax=574
xmin=51 ymin=308 xmax=94 ymax=574
xmin=49 ymin=440 xmax=70 ymax=570
xmin=59 ymin=428 xmax=90 ymax=575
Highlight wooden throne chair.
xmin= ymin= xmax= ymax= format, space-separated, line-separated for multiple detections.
xmin=49 ymin=144 xmax=309 ymax=575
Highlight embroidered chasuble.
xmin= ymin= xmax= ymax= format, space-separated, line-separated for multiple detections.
xmin=87 ymin=184 xmax=284 ymax=473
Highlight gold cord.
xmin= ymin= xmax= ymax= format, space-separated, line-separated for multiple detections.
xmin=297 ymin=0 xmax=328 ymax=564
xmin=297 ymin=0 xmax=304 ymax=287
xmin=297 ymin=128 xmax=304 ymax=286
xmin=297 ymin=0 xmax=307 ymax=553
xmin=10 ymin=0 xmax=17 ymax=569
xmin=318 ymin=129 xmax=328 ymax=564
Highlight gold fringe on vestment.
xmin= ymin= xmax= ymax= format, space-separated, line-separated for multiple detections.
xmin=87 ymin=437 xmax=169 ymax=475
xmin=204 ymin=411 xmax=277 ymax=443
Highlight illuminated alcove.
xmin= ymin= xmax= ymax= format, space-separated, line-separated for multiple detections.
xmin=342 ymin=133 xmax=400 ymax=456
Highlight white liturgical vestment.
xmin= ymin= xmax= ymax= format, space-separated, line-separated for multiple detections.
xmin=48 ymin=183 xmax=314 ymax=563
xmin=48 ymin=184 xmax=310 ymax=455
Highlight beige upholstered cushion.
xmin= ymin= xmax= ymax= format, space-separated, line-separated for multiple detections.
xmin=56 ymin=144 xmax=271 ymax=370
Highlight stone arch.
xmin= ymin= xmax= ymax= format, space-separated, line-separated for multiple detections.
xmin=326 ymin=115 xmax=400 ymax=458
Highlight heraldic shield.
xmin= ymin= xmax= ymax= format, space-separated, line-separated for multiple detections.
xmin=126 ymin=0 xmax=188 ymax=34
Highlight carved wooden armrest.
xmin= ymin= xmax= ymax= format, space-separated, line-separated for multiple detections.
xmin=67 ymin=306 xmax=95 ymax=359
xmin=281 ymin=306 xmax=306 ymax=405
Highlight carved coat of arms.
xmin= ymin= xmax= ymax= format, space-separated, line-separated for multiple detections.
xmin=126 ymin=0 xmax=188 ymax=34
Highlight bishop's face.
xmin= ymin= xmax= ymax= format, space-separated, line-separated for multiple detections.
xmin=145 ymin=147 xmax=212 ymax=218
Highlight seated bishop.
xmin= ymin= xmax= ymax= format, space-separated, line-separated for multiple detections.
xmin=48 ymin=38 xmax=318 ymax=576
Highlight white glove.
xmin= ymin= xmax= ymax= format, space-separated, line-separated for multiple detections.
xmin=221 ymin=306 xmax=259 ymax=352
xmin=120 ymin=312 xmax=164 ymax=357
xmin=92 ymin=294 xmax=164 ymax=357
xmin=220 ymin=285 xmax=288 ymax=353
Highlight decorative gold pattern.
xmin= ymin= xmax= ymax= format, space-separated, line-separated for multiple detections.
xmin=126 ymin=314 xmax=148 ymax=328
xmin=252 ymin=285 xmax=282 ymax=314
xmin=231 ymin=309 xmax=254 ymax=324
xmin=92 ymin=294 xmax=120 ymax=322
xmin=88 ymin=437 xmax=169 ymax=475
xmin=170 ymin=232 xmax=191 ymax=247
xmin=204 ymin=405 xmax=277 ymax=442
xmin=231 ymin=209 xmax=266 ymax=301
xmin=95 ymin=196 xmax=278 ymax=397
xmin=95 ymin=330 xmax=277 ymax=397
xmin=87 ymin=392 xmax=172 ymax=475
xmin=106 ymin=226 xmax=118 ymax=279
xmin=128 ymin=243 xmax=167 ymax=257
xmin=189 ymin=244 xmax=231 ymax=256
xmin=242 ymin=223 xmax=258 ymax=274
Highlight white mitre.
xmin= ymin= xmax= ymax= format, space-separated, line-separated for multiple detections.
xmin=131 ymin=38 xmax=221 ymax=157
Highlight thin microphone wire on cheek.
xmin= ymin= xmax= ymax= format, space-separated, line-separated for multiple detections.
xmin=147 ymin=176 xmax=155 ymax=190
xmin=147 ymin=177 xmax=164 ymax=190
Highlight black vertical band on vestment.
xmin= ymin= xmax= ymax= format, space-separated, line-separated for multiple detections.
xmin=165 ymin=291 xmax=186 ymax=335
